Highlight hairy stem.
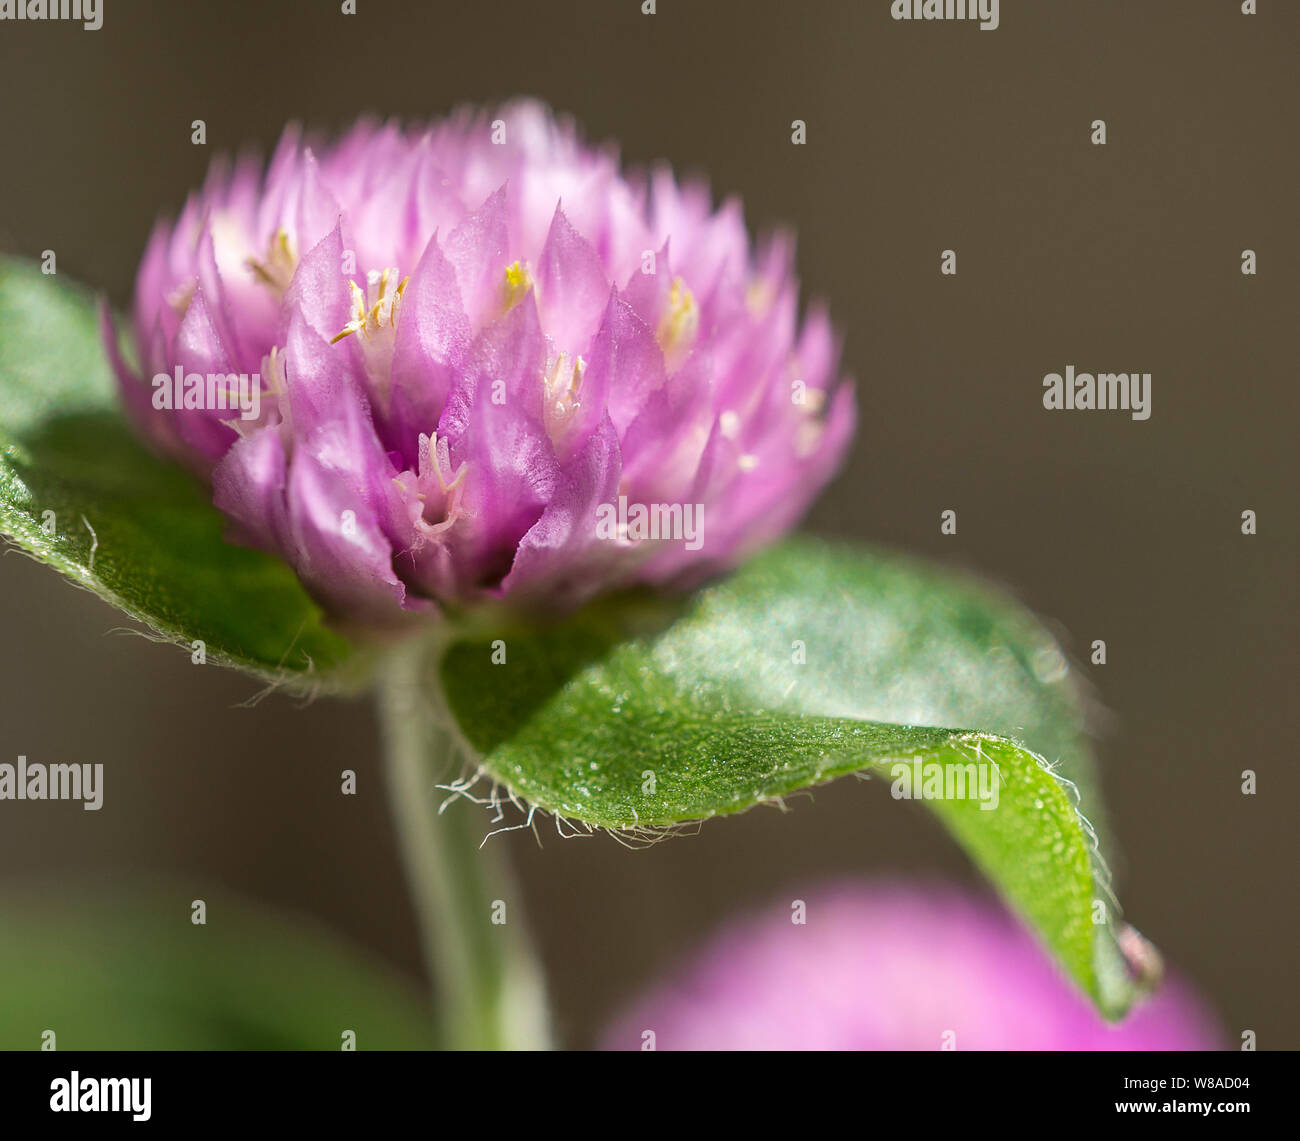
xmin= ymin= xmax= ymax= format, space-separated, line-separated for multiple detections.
xmin=377 ymin=636 xmax=550 ymax=1050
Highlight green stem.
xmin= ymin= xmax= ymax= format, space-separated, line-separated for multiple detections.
xmin=377 ymin=636 xmax=550 ymax=1050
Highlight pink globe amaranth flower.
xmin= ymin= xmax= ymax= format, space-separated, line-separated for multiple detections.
xmin=601 ymin=885 xmax=1221 ymax=1051
xmin=106 ymin=100 xmax=855 ymax=628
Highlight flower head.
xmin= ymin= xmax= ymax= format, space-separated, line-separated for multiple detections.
xmin=109 ymin=101 xmax=855 ymax=626
xmin=601 ymin=885 xmax=1219 ymax=1050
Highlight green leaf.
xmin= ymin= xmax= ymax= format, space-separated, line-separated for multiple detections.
xmin=441 ymin=539 xmax=1143 ymax=1018
xmin=0 ymin=886 xmax=437 ymax=1049
xmin=0 ymin=257 xmax=360 ymax=688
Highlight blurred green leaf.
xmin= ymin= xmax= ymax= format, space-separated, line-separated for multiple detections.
xmin=442 ymin=539 xmax=1139 ymax=1017
xmin=0 ymin=257 xmax=359 ymax=688
xmin=0 ymin=887 xmax=436 ymax=1049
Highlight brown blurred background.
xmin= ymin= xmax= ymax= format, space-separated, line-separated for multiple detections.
xmin=0 ymin=0 xmax=1296 ymax=1048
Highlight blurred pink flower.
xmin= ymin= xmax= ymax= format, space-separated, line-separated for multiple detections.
xmin=602 ymin=885 xmax=1219 ymax=1050
xmin=108 ymin=100 xmax=854 ymax=627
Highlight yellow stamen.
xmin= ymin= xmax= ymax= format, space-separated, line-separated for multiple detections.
xmin=330 ymin=280 xmax=369 ymax=344
xmin=166 ymin=281 xmax=195 ymax=317
xmin=657 ymin=276 xmax=699 ymax=363
xmin=245 ymin=228 xmax=297 ymax=298
xmin=746 ymin=278 xmax=776 ymax=316
xmin=329 ymin=272 xmax=409 ymax=344
xmin=502 ymin=260 xmax=532 ymax=313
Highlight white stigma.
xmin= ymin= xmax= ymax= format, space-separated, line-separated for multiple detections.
xmin=330 ymin=267 xmax=409 ymax=410
xmin=543 ymin=351 xmax=586 ymax=447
